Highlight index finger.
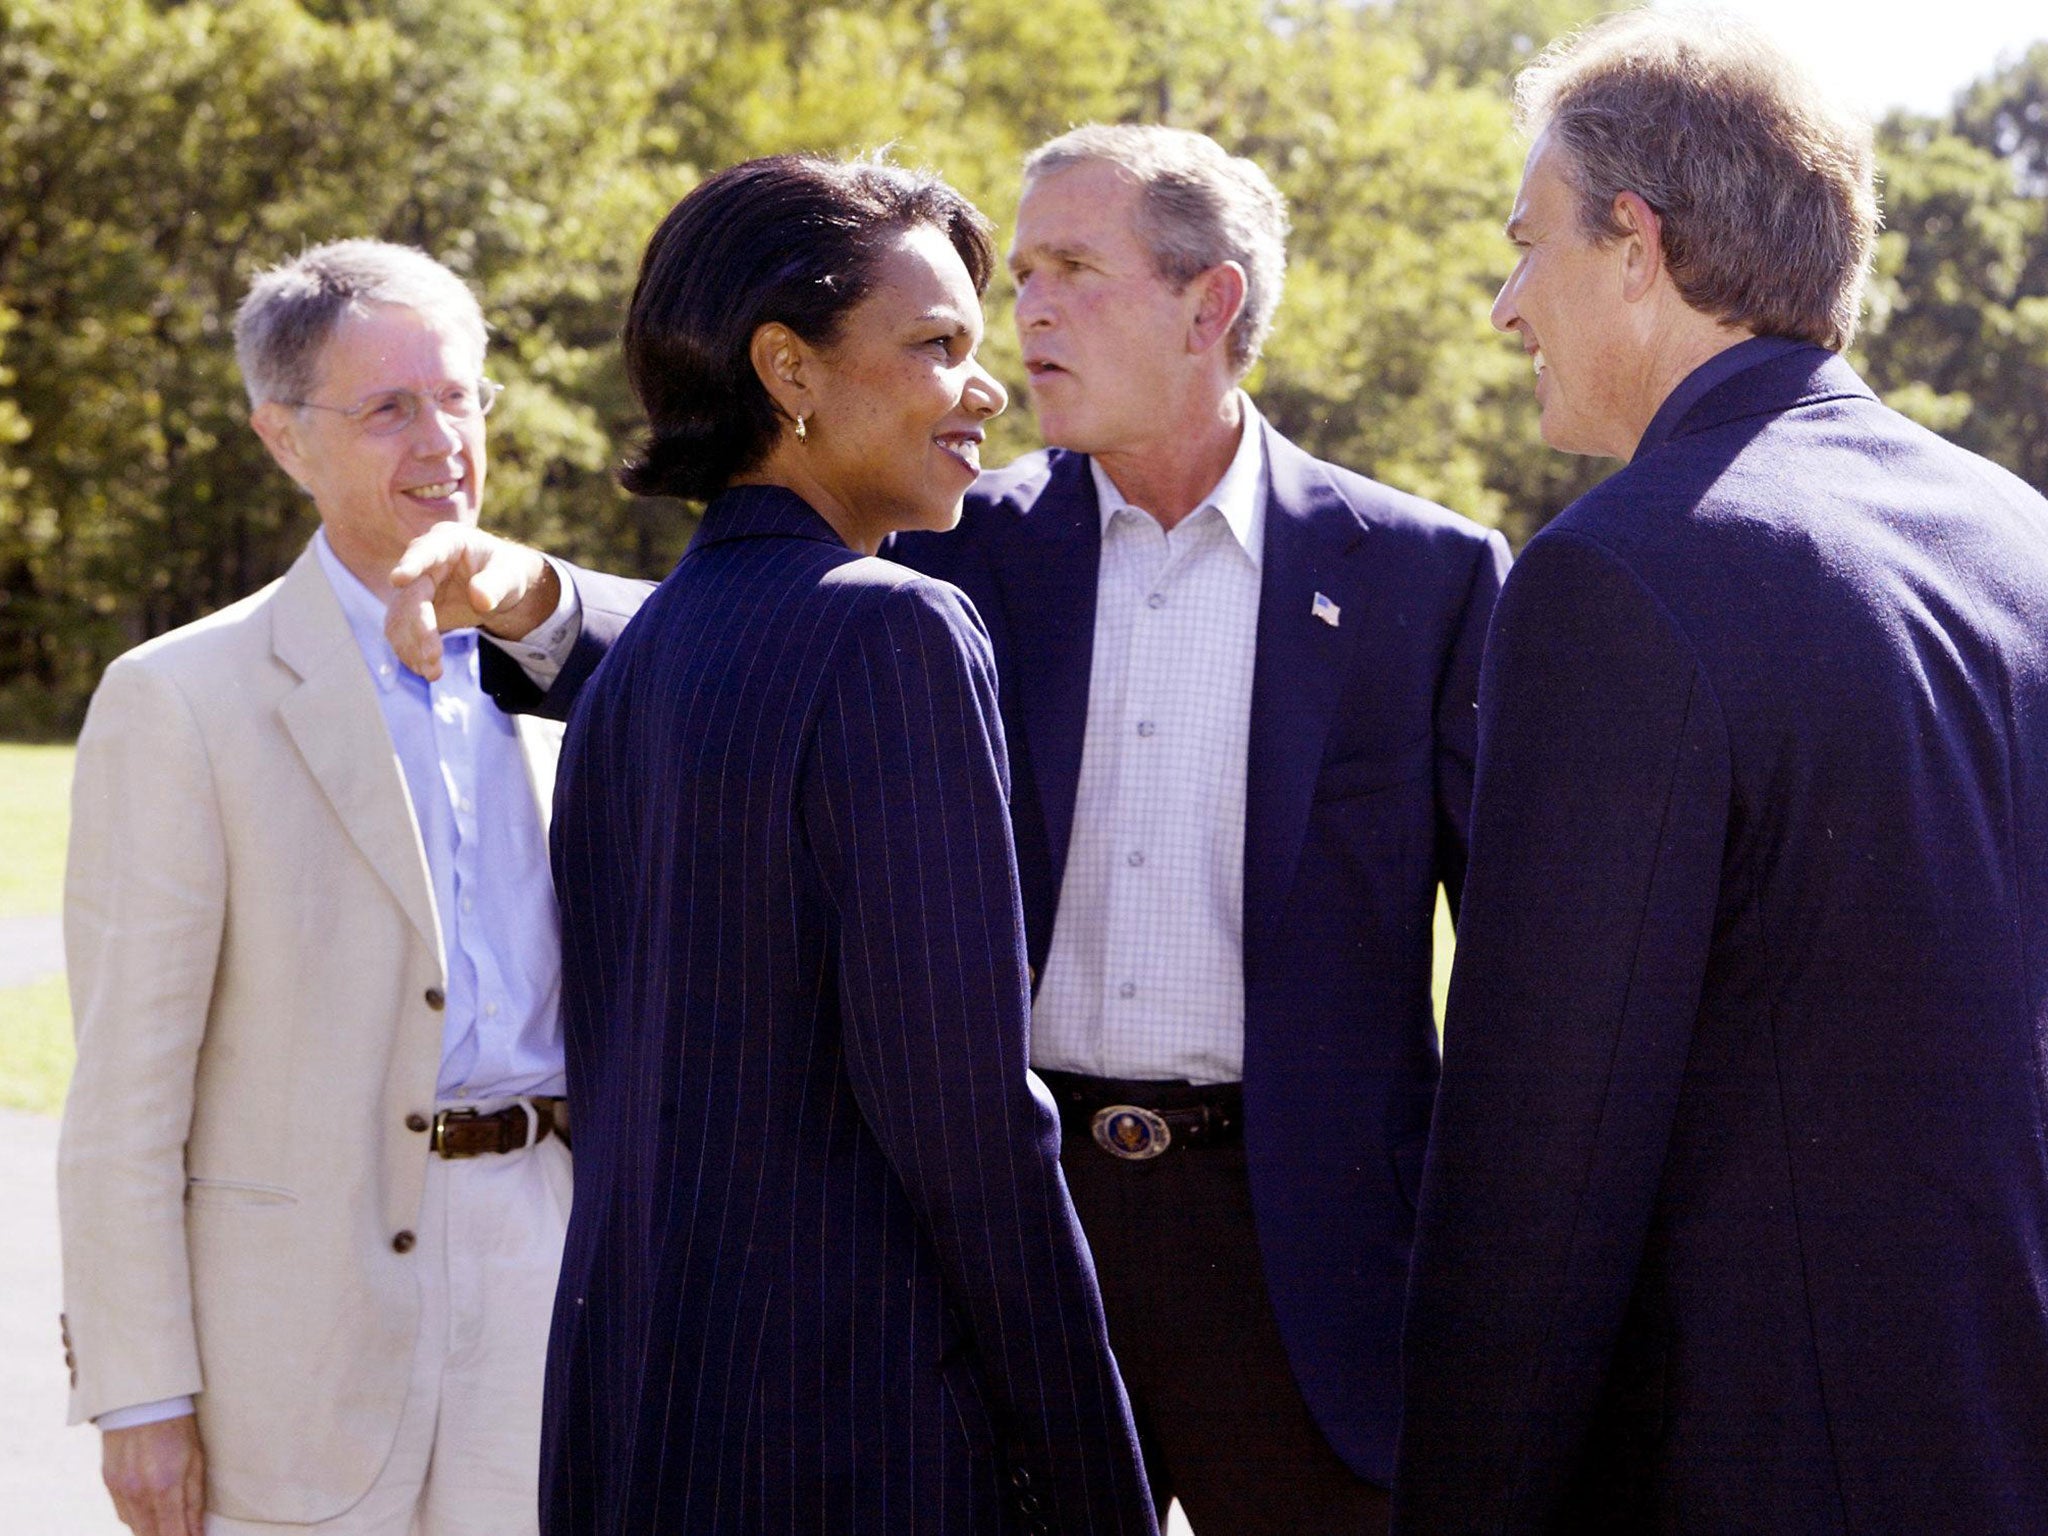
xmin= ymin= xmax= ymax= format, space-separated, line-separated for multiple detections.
xmin=385 ymin=574 xmax=447 ymax=680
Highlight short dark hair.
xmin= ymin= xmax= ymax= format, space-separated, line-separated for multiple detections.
xmin=1515 ymin=10 xmax=1877 ymax=351
xmin=620 ymin=155 xmax=997 ymax=502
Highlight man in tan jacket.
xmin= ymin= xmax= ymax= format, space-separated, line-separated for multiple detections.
xmin=59 ymin=241 xmax=575 ymax=1536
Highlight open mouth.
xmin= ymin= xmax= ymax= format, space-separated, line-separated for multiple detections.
xmin=1024 ymin=359 xmax=1068 ymax=381
xmin=1530 ymin=347 xmax=1546 ymax=380
xmin=402 ymin=477 xmax=465 ymax=505
xmin=935 ymin=430 xmax=984 ymax=474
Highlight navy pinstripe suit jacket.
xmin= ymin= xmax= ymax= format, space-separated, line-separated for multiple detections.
xmin=500 ymin=426 xmax=1513 ymax=1487
xmin=536 ymin=487 xmax=1154 ymax=1535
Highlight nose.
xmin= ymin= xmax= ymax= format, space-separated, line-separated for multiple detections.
xmin=1490 ymin=272 xmax=1520 ymax=336
xmin=409 ymin=396 xmax=468 ymax=452
xmin=965 ymin=363 xmax=1007 ymax=420
xmin=1011 ymin=275 xmax=1051 ymax=333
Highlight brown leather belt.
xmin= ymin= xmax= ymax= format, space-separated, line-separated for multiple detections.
xmin=1038 ymin=1072 xmax=1243 ymax=1161
xmin=431 ymin=1097 xmax=570 ymax=1158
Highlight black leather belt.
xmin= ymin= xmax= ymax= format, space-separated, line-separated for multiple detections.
xmin=1038 ymin=1072 xmax=1243 ymax=1161
xmin=431 ymin=1097 xmax=570 ymax=1158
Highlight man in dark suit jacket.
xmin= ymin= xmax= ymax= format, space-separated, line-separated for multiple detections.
xmin=399 ymin=125 xmax=1506 ymax=1534
xmin=1394 ymin=13 xmax=2048 ymax=1533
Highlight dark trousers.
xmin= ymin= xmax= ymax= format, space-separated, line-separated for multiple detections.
xmin=1060 ymin=1124 xmax=1392 ymax=1536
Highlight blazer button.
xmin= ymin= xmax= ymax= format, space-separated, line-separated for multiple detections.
xmin=1017 ymin=1491 xmax=1045 ymax=1515
xmin=405 ymin=1113 xmax=429 ymax=1133
xmin=424 ymin=988 xmax=445 ymax=1011
xmin=391 ymin=1230 xmax=416 ymax=1254
xmin=1008 ymin=1466 xmax=1033 ymax=1491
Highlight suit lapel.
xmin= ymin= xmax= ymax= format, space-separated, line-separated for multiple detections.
xmin=1244 ymin=427 xmax=1372 ymax=962
xmin=991 ymin=454 xmax=1102 ymax=890
xmin=271 ymin=550 xmax=444 ymax=964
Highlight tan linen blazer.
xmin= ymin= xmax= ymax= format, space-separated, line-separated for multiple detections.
xmin=57 ymin=544 xmax=562 ymax=1523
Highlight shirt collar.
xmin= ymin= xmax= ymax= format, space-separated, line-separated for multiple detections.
xmin=312 ymin=527 xmax=474 ymax=694
xmin=1089 ymin=391 xmax=1268 ymax=568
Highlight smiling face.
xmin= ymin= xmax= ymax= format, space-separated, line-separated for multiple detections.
xmin=252 ymin=302 xmax=486 ymax=586
xmin=1492 ymin=131 xmax=1641 ymax=460
xmin=1007 ymin=160 xmax=1205 ymax=457
xmin=795 ymin=222 xmax=1006 ymax=549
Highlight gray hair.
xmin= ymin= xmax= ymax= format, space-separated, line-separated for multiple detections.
xmin=1514 ymin=8 xmax=1878 ymax=351
xmin=1024 ymin=124 xmax=1290 ymax=378
xmin=233 ymin=239 xmax=488 ymax=408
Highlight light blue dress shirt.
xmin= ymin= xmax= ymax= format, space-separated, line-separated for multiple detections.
xmin=314 ymin=530 xmax=565 ymax=1103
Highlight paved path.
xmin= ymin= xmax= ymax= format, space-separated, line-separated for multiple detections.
xmin=0 ymin=914 xmax=64 ymax=987
xmin=0 ymin=1110 xmax=123 ymax=1532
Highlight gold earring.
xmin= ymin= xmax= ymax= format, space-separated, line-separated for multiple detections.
xmin=794 ymin=413 xmax=809 ymax=445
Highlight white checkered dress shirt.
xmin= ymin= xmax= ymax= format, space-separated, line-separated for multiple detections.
xmin=1030 ymin=399 xmax=1266 ymax=1086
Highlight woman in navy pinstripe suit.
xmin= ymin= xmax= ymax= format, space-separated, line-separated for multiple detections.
xmin=538 ymin=157 xmax=1155 ymax=1536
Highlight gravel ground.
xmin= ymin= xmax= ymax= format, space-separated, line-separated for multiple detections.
xmin=0 ymin=1109 xmax=124 ymax=1533
xmin=0 ymin=915 xmax=64 ymax=988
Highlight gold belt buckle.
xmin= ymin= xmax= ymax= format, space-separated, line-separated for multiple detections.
xmin=430 ymin=1106 xmax=480 ymax=1158
xmin=1090 ymin=1105 xmax=1172 ymax=1160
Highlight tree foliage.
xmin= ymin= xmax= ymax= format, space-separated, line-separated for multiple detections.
xmin=0 ymin=0 xmax=2041 ymax=731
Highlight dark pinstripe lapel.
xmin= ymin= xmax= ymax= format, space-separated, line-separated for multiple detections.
xmin=688 ymin=483 xmax=850 ymax=551
xmin=989 ymin=452 xmax=1101 ymax=895
xmin=1244 ymin=424 xmax=1372 ymax=963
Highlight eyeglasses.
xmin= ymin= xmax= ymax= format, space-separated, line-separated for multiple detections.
xmin=286 ymin=379 xmax=502 ymax=437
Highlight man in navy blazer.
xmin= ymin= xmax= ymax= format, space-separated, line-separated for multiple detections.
xmin=400 ymin=126 xmax=1506 ymax=1533
xmin=1394 ymin=13 xmax=2048 ymax=1532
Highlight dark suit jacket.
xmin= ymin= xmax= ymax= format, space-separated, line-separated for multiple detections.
xmin=536 ymin=487 xmax=1153 ymax=1535
xmin=1394 ymin=341 xmax=2048 ymax=1533
xmin=498 ymin=425 xmax=1511 ymax=1486
xmin=892 ymin=422 xmax=1510 ymax=1482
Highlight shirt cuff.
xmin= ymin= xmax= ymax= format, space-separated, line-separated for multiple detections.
xmin=484 ymin=555 xmax=583 ymax=689
xmin=97 ymin=1396 xmax=195 ymax=1431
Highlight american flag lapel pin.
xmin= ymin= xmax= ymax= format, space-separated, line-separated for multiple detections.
xmin=1312 ymin=591 xmax=1341 ymax=628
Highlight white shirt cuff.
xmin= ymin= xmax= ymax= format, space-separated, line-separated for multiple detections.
xmin=484 ymin=555 xmax=583 ymax=689
xmin=97 ymin=1396 xmax=195 ymax=1431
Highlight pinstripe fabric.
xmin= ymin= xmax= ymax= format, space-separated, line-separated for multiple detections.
xmin=539 ymin=485 xmax=1154 ymax=1536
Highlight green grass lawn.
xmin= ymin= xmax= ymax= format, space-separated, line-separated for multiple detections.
xmin=1 ymin=742 xmax=74 ymax=1113
xmin=0 ymin=742 xmax=71 ymax=919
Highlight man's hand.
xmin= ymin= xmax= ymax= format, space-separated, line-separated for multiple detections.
xmin=385 ymin=522 xmax=560 ymax=680
xmin=102 ymin=1415 xmax=204 ymax=1536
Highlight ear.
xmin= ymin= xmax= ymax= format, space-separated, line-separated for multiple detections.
xmin=1186 ymin=261 xmax=1249 ymax=360
xmin=250 ymin=401 xmax=314 ymax=493
xmin=1610 ymin=191 xmax=1665 ymax=305
xmin=749 ymin=321 xmax=819 ymax=430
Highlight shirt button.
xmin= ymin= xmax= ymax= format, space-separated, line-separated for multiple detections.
xmin=1135 ymin=721 xmax=1156 ymax=737
xmin=405 ymin=1113 xmax=429 ymax=1133
xmin=424 ymin=987 xmax=446 ymax=1011
xmin=485 ymin=1002 xmax=500 ymax=1017
xmin=459 ymin=797 xmax=473 ymax=814
xmin=391 ymin=1230 xmax=416 ymax=1254
xmin=378 ymin=662 xmax=393 ymax=677
xmin=461 ymin=896 xmax=474 ymax=915
xmin=1146 ymin=592 xmax=1166 ymax=610
xmin=1118 ymin=981 xmax=1137 ymax=999
xmin=1126 ymin=850 xmax=1145 ymax=867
